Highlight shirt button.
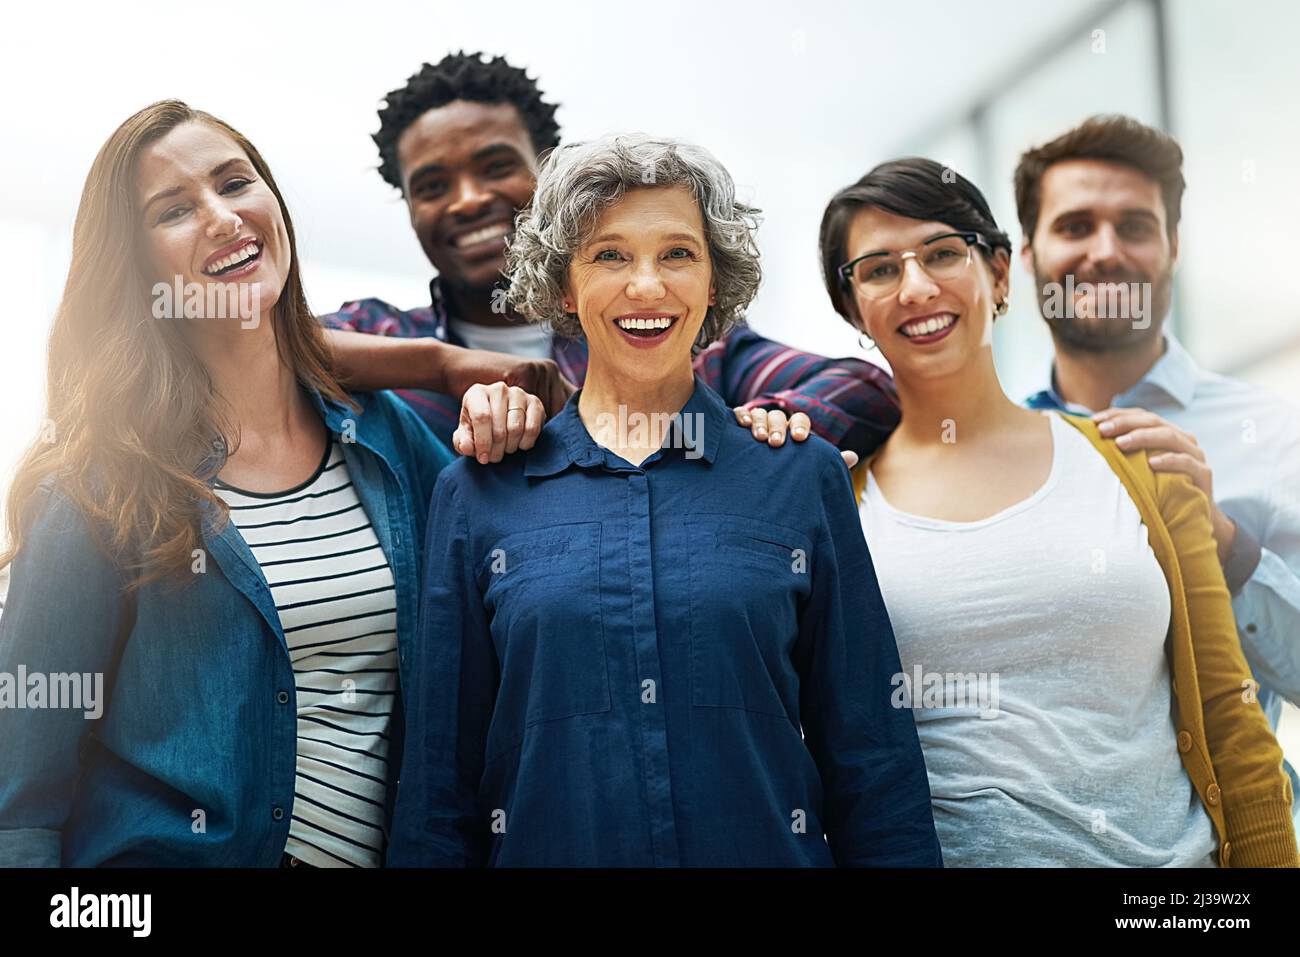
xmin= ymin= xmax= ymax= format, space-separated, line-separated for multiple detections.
xmin=1176 ymin=730 xmax=1192 ymax=753
xmin=272 ymin=806 xmax=285 ymax=821
xmin=1245 ymin=623 xmax=1258 ymax=635
xmin=1206 ymin=782 xmax=1221 ymax=806
xmin=277 ymin=691 xmax=290 ymax=705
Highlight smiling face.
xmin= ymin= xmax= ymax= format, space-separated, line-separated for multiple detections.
xmin=1023 ymin=158 xmax=1176 ymax=351
xmin=565 ymin=185 xmax=715 ymax=387
xmin=135 ymin=121 xmax=290 ymax=322
xmin=846 ymin=206 xmax=1008 ymax=383
xmin=398 ymin=99 xmax=539 ymax=291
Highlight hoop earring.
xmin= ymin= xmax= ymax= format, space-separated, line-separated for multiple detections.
xmin=858 ymin=332 xmax=876 ymax=351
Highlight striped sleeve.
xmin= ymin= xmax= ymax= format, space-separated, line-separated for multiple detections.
xmin=693 ymin=325 xmax=900 ymax=456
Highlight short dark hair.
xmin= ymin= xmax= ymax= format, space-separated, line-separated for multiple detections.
xmin=818 ymin=157 xmax=1012 ymax=324
xmin=373 ymin=51 xmax=561 ymax=193
xmin=1014 ymin=114 xmax=1185 ymax=243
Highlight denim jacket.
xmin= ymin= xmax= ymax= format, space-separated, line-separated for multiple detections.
xmin=0 ymin=388 xmax=450 ymax=866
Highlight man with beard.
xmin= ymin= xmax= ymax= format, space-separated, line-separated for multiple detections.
xmin=1016 ymin=116 xmax=1300 ymax=793
xmin=320 ymin=52 xmax=899 ymax=464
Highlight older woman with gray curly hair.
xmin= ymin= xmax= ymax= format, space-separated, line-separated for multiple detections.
xmin=388 ymin=135 xmax=940 ymax=868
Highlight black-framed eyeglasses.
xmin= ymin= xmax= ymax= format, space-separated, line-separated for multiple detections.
xmin=838 ymin=231 xmax=992 ymax=300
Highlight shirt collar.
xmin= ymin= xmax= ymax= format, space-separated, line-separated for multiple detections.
xmin=1136 ymin=332 xmax=1199 ymax=409
xmin=198 ymin=386 xmax=378 ymax=484
xmin=1029 ymin=331 xmax=1200 ymax=414
xmin=308 ymin=386 xmax=376 ymax=435
xmin=525 ymin=374 xmax=727 ymax=478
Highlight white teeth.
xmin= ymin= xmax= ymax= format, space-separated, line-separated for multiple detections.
xmin=900 ymin=313 xmax=955 ymax=338
xmin=456 ymin=223 xmax=510 ymax=247
xmin=616 ymin=316 xmax=673 ymax=331
xmin=205 ymin=242 xmax=259 ymax=275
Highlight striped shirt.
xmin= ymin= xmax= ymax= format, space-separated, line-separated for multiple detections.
xmin=319 ymin=276 xmax=902 ymax=456
xmin=214 ymin=439 xmax=397 ymax=868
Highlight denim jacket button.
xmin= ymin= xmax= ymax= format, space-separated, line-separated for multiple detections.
xmin=272 ymin=806 xmax=284 ymax=821
xmin=277 ymin=691 xmax=290 ymax=705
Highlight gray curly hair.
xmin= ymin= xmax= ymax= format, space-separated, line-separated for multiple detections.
xmin=505 ymin=134 xmax=762 ymax=346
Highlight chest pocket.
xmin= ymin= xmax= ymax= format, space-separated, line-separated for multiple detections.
xmin=478 ymin=521 xmax=610 ymax=760
xmin=687 ymin=514 xmax=813 ymax=717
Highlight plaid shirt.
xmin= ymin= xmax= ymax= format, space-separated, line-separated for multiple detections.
xmin=320 ymin=278 xmax=900 ymax=455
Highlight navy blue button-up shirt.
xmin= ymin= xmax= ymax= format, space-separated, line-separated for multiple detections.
xmin=390 ymin=377 xmax=940 ymax=867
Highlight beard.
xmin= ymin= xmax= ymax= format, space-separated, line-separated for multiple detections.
xmin=1032 ymin=254 xmax=1172 ymax=354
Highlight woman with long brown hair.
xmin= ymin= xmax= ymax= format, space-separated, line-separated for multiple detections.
xmin=0 ymin=100 xmax=451 ymax=866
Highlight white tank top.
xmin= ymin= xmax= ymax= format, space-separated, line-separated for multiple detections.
xmin=859 ymin=411 xmax=1215 ymax=867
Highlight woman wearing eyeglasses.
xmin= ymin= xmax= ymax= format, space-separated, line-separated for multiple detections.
xmin=819 ymin=157 xmax=1297 ymax=867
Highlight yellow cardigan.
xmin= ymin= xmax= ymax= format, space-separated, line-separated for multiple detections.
xmin=850 ymin=412 xmax=1298 ymax=867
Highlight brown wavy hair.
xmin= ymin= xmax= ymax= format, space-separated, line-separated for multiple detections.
xmin=1014 ymin=114 xmax=1186 ymax=243
xmin=0 ymin=99 xmax=355 ymax=590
